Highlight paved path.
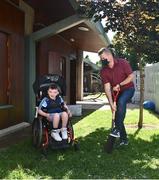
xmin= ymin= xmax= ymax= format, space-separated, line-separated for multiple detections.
xmin=77 ymin=100 xmax=139 ymax=110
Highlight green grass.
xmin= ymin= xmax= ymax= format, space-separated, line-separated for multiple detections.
xmin=0 ymin=109 xmax=159 ymax=179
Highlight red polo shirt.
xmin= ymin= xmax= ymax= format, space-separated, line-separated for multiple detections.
xmin=100 ymin=58 xmax=134 ymax=91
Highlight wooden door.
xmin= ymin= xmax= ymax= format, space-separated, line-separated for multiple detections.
xmin=0 ymin=31 xmax=9 ymax=129
xmin=48 ymin=52 xmax=61 ymax=75
xmin=0 ymin=31 xmax=8 ymax=105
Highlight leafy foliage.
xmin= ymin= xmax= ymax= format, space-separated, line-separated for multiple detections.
xmin=78 ymin=0 xmax=159 ymax=63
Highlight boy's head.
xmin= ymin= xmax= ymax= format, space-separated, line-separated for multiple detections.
xmin=47 ymin=84 xmax=59 ymax=99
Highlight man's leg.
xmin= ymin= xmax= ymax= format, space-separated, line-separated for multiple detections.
xmin=115 ymin=88 xmax=135 ymax=141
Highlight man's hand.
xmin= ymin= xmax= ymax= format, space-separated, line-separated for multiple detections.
xmin=110 ymin=103 xmax=116 ymax=112
xmin=113 ymin=84 xmax=120 ymax=91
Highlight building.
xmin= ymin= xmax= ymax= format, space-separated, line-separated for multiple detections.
xmin=0 ymin=0 xmax=110 ymax=129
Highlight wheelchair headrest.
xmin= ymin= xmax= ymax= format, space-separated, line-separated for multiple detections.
xmin=33 ymin=74 xmax=66 ymax=96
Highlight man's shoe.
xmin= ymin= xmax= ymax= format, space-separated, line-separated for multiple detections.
xmin=110 ymin=128 xmax=120 ymax=138
xmin=119 ymin=140 xmax=128 ymax=146
xmin=61 ymin=128 xmax=68 ymax=140
xmin=51 ymin=129 xmax=62 ymax=141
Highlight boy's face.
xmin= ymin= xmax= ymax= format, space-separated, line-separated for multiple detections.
xmin=48 ymin=88 xmax=59 ymax=99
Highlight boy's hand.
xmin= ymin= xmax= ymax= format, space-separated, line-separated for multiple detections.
xmin=46 ymin=113 xmax=51 ymax=121
xmin=68 ymin=110 xmax=72 ymax=117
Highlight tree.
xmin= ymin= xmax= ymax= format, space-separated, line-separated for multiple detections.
xmin=112 ymin=30 xmax=159 ymax=71
xmin=77 ymin=0 xmax=159 ymax=128
xmin=112 ymin=33 xmax=139 ymax=71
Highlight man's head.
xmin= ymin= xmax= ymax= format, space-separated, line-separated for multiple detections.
xmin=98 ymin=47 xmax=114 ymax=68
xmin=47 ymin=84 xmax=59 ymax=99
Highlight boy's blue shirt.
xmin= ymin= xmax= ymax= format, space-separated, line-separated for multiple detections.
xmin=39 ymin=95 xmax=64 ymax=113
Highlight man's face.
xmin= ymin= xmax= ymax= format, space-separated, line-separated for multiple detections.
xmin=100 ymin=51 xmax=114 ymax=68
xmin=48 ymin=88 xmax=59 ymax=99
xmin=100 ymin=52 xmax=113 ymax=62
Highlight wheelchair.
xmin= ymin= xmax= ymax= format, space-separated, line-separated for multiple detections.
xmin=32 ymin=74 xmax=79 ymax=153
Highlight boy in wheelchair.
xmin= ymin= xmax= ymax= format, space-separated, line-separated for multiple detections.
xmin=38 ymin=84 xmax=72 ymax=142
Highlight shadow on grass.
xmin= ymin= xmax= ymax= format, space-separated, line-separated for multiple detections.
xmin=0 ymin=127 xmax=159 ymax=179
xmin=71 ymin=109 xmax=95 ymax=125
xmin=147 ymin=109 xmax=159 ymax=120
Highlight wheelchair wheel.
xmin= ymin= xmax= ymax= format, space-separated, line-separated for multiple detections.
xmin=67 ymin=120 xmax=74 ymax=144
xmin=32 ymin=117 xmax=43 ymax=148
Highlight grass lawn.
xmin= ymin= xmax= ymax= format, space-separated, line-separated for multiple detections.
xmin=0 ymin=108 xmax=159 ymax=179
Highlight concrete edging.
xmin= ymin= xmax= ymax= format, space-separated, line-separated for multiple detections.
xmin=0 ymin=122 xmax=31 ymax=138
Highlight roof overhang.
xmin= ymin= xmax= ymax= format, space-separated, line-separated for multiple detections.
xmin=28 ymin=0 xmax=110 ymax=52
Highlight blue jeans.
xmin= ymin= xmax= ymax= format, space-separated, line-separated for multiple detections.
xmin=115 ymin=87 xmax=135 ymax=141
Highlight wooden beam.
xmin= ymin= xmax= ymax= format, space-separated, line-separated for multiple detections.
xmin=25 ymin=36 xmax=36 ymax=123
xmin=31 ymin=14 xmax=85 ymax=41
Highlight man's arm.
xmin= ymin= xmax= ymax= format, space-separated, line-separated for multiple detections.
xmin=120 ymin=73 xmax=134 ymax=86
xmin=104 ymin=82 xmax=116 ymax=111
xmin=113 ymin=73 xmax=134 ymax=91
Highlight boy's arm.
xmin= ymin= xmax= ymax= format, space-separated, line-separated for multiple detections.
xmin=59 ymin=96 xmax=72 ymax=117
xmin=38 ymin=109 xmax=50 ymax=119
xmin=38 ymin=98 xmax=50 ymax=119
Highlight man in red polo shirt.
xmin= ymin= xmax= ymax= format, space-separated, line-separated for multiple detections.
xmin=98 ymin=47 xmax=135 ymax=146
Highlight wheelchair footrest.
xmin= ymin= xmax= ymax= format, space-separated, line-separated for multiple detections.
xmin=49 ymin=138 xmax=70 ymax=150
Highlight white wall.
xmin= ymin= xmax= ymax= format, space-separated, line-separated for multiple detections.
xmin=144 ymin=63 xmax=159 ymax=112
xmin=132 ymin=70 xmax=140 ymax=103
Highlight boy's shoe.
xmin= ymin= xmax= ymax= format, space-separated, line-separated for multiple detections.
xmin=61 ymin=128 xmax=68 ymax=140
xmin=110 ymin=128 xmax=120 ymax=138
xmin=51 ymin=129 xmax=62 ymax=141
xmin=119 ymin=140 xmax=129 ymax=146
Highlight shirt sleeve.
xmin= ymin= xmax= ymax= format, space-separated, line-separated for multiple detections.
xmin=38 ymin=97 xmax=48 ymax=110
xmin=122 ymin=60 xmax=133 ymax=76
xmin=100 ymin=69 xmax=109 ymax=84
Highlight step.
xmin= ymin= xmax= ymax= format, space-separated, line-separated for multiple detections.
xmin=0 ymin=122 xmax=30 ymax=138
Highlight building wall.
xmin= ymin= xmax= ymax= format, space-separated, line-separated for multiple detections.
xmin=36 ymin=35 xmax=76 ymax=103
xmin=0 ymin=0 xmax=25 ymax=129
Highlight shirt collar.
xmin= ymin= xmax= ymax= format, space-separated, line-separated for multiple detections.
xmin=114 ymin=58 xmax=118 ymax=66
xmin=107 ymin=58 xmax=118 ymax=69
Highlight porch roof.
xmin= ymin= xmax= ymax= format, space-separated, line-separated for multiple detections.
xmin=24 ymin=0 xmax=110 ymax=52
